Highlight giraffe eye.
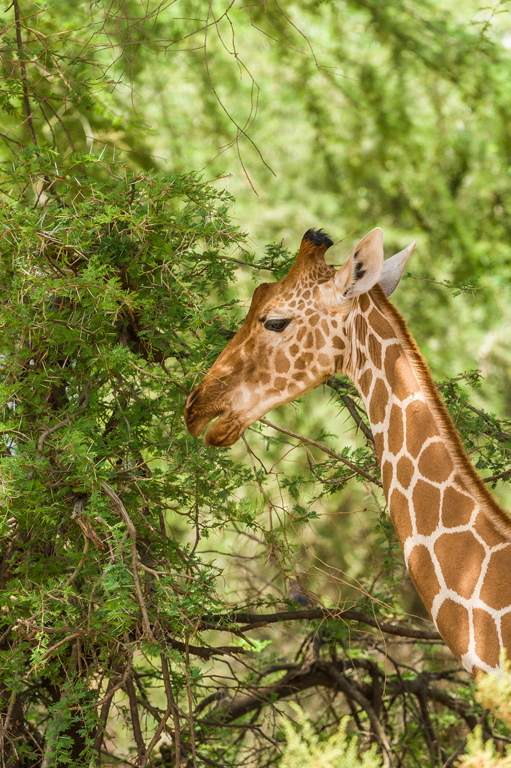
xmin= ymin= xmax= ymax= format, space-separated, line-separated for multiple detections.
xmin=264 ymin=318 xmax=292 ymax=332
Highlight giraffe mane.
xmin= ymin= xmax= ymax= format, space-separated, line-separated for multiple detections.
xmin=369 ymin=283 xmax=511 ymax=541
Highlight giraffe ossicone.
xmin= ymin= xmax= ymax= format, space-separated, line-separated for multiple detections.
xmin=184 ymin=227 xmax=511 ymax=677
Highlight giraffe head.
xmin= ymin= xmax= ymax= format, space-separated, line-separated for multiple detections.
xmin=185 ymin=228 xmax=416 ymax=446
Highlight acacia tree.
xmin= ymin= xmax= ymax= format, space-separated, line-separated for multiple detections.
xmin=1 ymin=2 xmax=511 ymax=767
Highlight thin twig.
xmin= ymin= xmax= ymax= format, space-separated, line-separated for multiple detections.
xmin=93 ymin=677 xmax=116 ymax=764
xmin=125 ymin=675 xmax=146 ymax=761
xmin=483 ymin=467 xmax=511 ymax=484
xmin=139 ymin=656 xmax=182 ymax=768
xmin=100 ymin=482 xmax=155 ymax=642
xmin=13 ymin=0 xmax=37 ymax=146
xmin=259 ymin=418 xmax=382 ymax=487
xmin=23 ymin=633 xmax=83 ymax=679
xmin=0 ymin=691 xmax=17 ymax=762
xmin=37 ymin=390 xmax=90 ymax=454
xmin=62 ymin=536 xmax=89 ymax=587
xmin=185 ymin=636 xmax=198 ymax=768
xmin=326 ymin=376 xmax=374 ymax=443
xmin=163 ymin=653 xmax=182 ymax=768
xmin=91 ymin=651 xmax=133 ymax=710
xmin=328 ymin=666 xmax=393 ymax=765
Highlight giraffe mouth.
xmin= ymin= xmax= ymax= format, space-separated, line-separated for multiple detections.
xmin=184 ymin=399 xmax=244 ymax=447
xmin=203 ymin=413 xmax=244 ymax=447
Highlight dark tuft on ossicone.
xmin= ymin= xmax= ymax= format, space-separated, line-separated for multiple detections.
xmin=303 ymin=228 xmax=334 ymax=248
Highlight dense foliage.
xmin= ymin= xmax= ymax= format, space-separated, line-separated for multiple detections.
xmin=1 ymin=1 xmax=511 ymax=766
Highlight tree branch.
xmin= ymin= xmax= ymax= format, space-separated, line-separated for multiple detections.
xmin=326 ymin=376 xmax=374 ymax=444
xmin=125 ymin=675 xmax=146 ymax=762
xmin=13 ymin=0 xmax=37 ymax=146
xmin=201 ymin=606 xmax=441 ymax=640
xmin=328 ymin=665 xmax=393 ymax=765
xmin=259 ymin=418 xmax=381 ymax=487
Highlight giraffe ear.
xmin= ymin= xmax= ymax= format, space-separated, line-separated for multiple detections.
xmin=378 ymin=239 xmax=417 ymax=297
xmin=333 ymin=227 xmax=384 ymax=298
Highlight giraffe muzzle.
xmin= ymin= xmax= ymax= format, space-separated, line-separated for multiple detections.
xmin=184 ymin=378 xmax=241 ymax=446
xmin=185 ymin=395 xmax=242 ymax=446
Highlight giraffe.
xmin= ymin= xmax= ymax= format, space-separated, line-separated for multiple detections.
xmin=184 ymin=227 xmax=511 ymax=676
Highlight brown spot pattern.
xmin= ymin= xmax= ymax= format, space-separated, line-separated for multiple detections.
xmin=435 ymin=531 xmax=485 ymax=599
xmin=305 ymin=332 xmax=314 ymax=349
xmin=275 ymin=352 xmax=290 ymax=374
xmin=479 ymin=545 xmax=511 ymax=610
xmin=374 ymin=432 xmax=385 ymax=464
xmin=369 ymin=308 xmax=395 ymax=340
xmin=332 ymin=336 xmax=345 ymax=350
xmin=442 ymin=486 xmax=474 ymax=528
xmin=355 ymin=314 xmax=368 ymax=344
xmin=384 ymin=345 xmax=420 ymax=401
xmin=413 ymin=480 xmax=440 ymax=536
xmin=359 ymin=294 xmax=370 ymax=312
xmin=387 ymin=404 xmax=404 ymax=455
xmin=435 ymin=599 xmax=470 ymax=660
xmin=382 ymin=461 xmax=393 ymax=492
xmin=407 ymin=544 xmax=440 ymax=613
xmin=369 ymin=379 xmax=389 ymax=425
xmin=359 ymin=369 xmax=373 ymax=397
xmin=418 ymin=442 xmax=453 ymax=483
xmin=473 ymin=512 xmax=510 ymax=548
xmin=397 ymin=456 xmax=414 ymax=489
xmin=405 ymin=401 xmax=439 ymax=458
xmin=315 ymin=329 xmax=325 ymax=348
xmin=368 ymin=334 xmax=382 ymax=368
xmin=310 ymin=314 xmax=319 ymax=326
xmin=390 ymin=488 xmax=413 ymax=543
xmin=473 ymin=608 xmax=500 ymax=668
xmin=318 ymin=353 xmax=329 ymax=367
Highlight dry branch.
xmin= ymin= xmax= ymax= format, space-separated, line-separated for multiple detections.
xmin=201 ymin=607 xmax=441 ymax=641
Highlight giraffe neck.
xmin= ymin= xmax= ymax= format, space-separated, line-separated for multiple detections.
xmin=349 ymin=286 xmax=511 ymax=675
